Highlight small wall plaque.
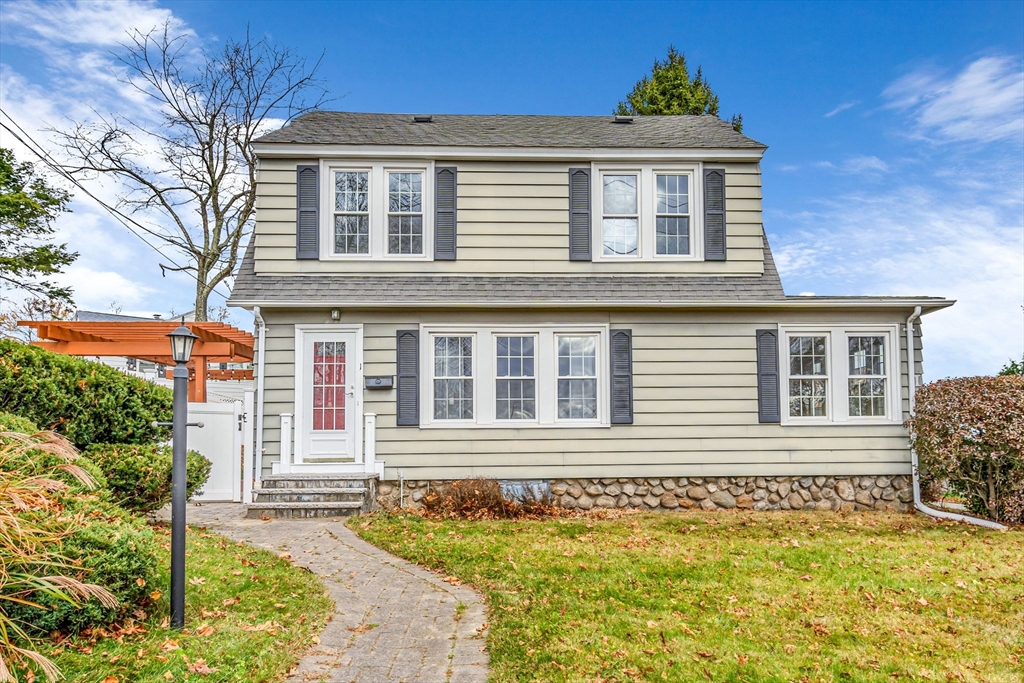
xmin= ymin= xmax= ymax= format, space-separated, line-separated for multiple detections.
xmin=364 ymin=376 xmax=394 ymax=389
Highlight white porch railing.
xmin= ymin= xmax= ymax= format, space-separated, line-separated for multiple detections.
xmin=272 ymin=411 xmax=381 ymax=477
xmin=278 ymin=413 xmax=293 ymax=474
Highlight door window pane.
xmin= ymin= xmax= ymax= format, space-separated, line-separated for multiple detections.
xmin=312 ymin=341 xmax=346 ymax=431
xmin=557 ymin=335 xmax=598 ymax=420
xmin=848 ymin=336 xmax=886 ymax=416
xmin=495 ymin=336 xmax=536 ymax=420
xmin=788 ymin=335 xmax=828 ymax=417
xmin=433 ymin=336 xmax=473 ymax=420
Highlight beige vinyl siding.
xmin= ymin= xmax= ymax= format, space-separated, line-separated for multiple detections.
xmin=253 ymin=159 xmax=764 ymax=276
xmin=257 ymin=307 xmax=917 ymax=480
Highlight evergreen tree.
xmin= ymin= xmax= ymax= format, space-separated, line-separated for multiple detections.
xmin=616 ymin=46 xmax=744 ymax=132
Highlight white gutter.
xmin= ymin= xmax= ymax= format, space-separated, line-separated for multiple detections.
xmin=905 ymin=305 xmax=1006 ymax=530
xmin=253 ymin=306 xmax=267 ymax=492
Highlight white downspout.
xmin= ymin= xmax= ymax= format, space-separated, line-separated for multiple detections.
xmin=253 ymin=306 xmax=267 ymax=492
xmin=906 ymin=306 xmax=1006 ymax=530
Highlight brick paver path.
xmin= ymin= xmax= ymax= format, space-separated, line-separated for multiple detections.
xmin=173 ymin=503 xmax=489 ymax=682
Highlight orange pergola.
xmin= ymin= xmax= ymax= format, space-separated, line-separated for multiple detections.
xmin=22 ymin=321 xmax=255 ymax=402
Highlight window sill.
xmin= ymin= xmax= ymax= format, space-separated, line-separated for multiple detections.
xmin=417 ymin=421 xmax=610 ymax=430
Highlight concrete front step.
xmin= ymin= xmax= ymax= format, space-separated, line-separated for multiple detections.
xmin=254 ymin=487 xmax=368 ymax=504
xmin=245 ymin=501 xmax=364 ymax=519
xmin=261 ymin=474 xmax=375 ymax=490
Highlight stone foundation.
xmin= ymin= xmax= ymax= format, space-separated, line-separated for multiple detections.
xmin=376 ymin=475 xmax=913 ymax=513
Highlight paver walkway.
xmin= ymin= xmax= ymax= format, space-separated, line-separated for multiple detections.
xmin=172 ymin=503 xmax=489 ymax=683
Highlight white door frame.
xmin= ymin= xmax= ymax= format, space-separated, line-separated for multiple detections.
xmin=293 ymin=324 xmax=364 ymax=465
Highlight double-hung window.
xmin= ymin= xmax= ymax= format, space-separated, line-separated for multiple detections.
xmin=557 ymin=335 xmax=598 ymax=419
xmin=424 ymin=326 xmax=608 ymax=427
xmin=322 ymin=162 xmax=432 ymax=260
xmin=602 ymin=175 xmax=639 ymax=256
xmin=432 ymin=336 xmax=474 ymax=421
xmin=495 ymin=336 xmax=536 ymax=420
xmin=594 ymin=164 xmax=701 ymax=261
xmin=781 ymin=326 xmax=898 ymax=424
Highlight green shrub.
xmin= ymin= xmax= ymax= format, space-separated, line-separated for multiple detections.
xmin=0 ymin=411 xmax=38 ymax=434
xmin=9 ymin=495 xmax=158 ymax=636
xmin=0 ymin=339 xmax=173 ymax=449
xmin=909 ymin=375 xmax=1024 ymax=523
xmin=84 ymin=443 xmax=212 ymax=513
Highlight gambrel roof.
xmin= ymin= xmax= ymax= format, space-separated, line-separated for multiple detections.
xmin=255 ymin=111 xmax=766 ymax=149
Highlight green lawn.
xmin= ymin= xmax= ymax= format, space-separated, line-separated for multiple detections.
xmin=46 ymin=523 xmax=333 ymax=683
xmin=351 ymin=511 xmax=1023 ymax=683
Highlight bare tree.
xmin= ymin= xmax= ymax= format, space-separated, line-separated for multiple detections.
xmin=55 ymin=25 xmax=328 ymax=320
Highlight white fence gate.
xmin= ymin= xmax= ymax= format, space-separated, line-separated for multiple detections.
xmin=183 ymin=401 xmax=242 ymax=502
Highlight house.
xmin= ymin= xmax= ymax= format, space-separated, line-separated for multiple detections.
xmin=227 ymin=111 xmax=952 ymax=516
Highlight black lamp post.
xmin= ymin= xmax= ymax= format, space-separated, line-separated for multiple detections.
xmin=167 ymin=323 xmax=198 ymax=630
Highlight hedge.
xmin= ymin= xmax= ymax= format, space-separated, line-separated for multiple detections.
xmin=0 ymin=339 xmax=173 ymax=449
xmin=84 ymin=443 xmax=212 ymax=514
xmin=909 ymin=374 xmax=1024 ymax=524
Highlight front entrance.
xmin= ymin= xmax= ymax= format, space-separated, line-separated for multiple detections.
xmin=295 ymin=327 xmax=362 ymax=466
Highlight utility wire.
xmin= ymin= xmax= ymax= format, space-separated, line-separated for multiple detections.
xmin=0 ymin=108 xmax=238 ymax=305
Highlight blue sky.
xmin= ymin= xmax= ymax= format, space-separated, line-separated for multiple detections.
xmin=0 ymin=0 xmax=1022 ymax=378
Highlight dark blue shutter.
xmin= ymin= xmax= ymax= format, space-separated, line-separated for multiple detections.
xmin=396 ymin=330 xmax=419 ymax=426
xmin=756 ymin=329 xmax=781 ymax=423
xmin=296 ymin=165 xmax=319 ymax=259
xmin=568 ymin=168 xmax=591 ymax=261
xmin=610 ymin=329 xmax=633 ymax=424
xmin=435 ymin=167 xmax=457 ymax=260
xmin=704 ymin=168 xmax=726 ymax=261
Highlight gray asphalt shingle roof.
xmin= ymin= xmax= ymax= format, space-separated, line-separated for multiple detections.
xmin=227 ymin=236 xmax=786 ymax=306
xmin=254 ymin=111 xmax=766 ymax=149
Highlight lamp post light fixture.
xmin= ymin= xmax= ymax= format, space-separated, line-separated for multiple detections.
xmin=166 ymin=323 xmax=198 ymax=629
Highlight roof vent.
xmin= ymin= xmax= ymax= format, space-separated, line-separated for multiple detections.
xmin=613 ymin=115 xmax=634 ymax=124
xmin=413 ymin=115 xmax=433 ymax=123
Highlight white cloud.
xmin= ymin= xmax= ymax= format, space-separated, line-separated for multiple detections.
xmin=772 ymin=180 xmax=1024 ymax=379
xmin=824 ymin=101 xmax=859 ymax=118
xmin=59 ymin=265 xmax=156 ymax=310
xmin=815 ymin=155 xmax=889 ymax=175
xmin=883 ymin=56 xmax=1024 ymax=143
xmin=0 ymin=0 xmax=188 ymax=48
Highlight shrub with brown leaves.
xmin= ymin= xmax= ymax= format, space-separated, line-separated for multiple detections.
xmin=908 ymin=375 xmax=1024 ymax=523
xmin=420 ymin=478 xmax=565 ymax=520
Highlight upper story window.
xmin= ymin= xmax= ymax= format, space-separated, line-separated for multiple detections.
xmin=593 ymin=164 xmax=702 ymax=262
xmin=781 ymin=326 xmax=899 ymax=424
xmin=321 ymin=162 xmax=433 ymax=260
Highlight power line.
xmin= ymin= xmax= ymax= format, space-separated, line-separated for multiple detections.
xmin=0 ymin=109 xmax=238 ymax=305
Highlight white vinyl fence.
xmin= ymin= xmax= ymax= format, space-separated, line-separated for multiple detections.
xmin=177 ymin=395 xmax=253 ymax=502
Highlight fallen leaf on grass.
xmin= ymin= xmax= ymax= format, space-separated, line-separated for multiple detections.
xmin=135 ymin=578 xmax=146 ymax=588
xmin=195 ymin=624 xmax=214 ymax=637
xmin=200 ymin=608 xmax=227 ymax=618
xmin=163 ymin=672 xmax=173 ymax=680
xmin=149 ymin=590 xmax=162 ymax=601
xmin=188 ymin=577 xmax=206 ymax=586
xmin=222 ymin=597 xmax=241 ymax=606
xmin=102 ymin=677 xmax=119 ymax=683
xmin=187 ymin=659 xmax=218 ymax=675
xmin=160 ymin=639 xmax=179 ymax=651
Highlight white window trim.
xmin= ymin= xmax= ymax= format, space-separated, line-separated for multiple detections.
xmin=420 ymin=324 xmax=610 ymax=428
xmin=591 ymin=162 xmax=704 ymax=262
xmin=779 ymin=324 xmax=901 ymax=425
xmin=319 ymin=160 xmax=434 ymax=261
